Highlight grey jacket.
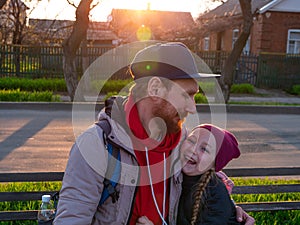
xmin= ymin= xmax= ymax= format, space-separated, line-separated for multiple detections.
xmin=53 ymin=97 xmax=186 ymax=225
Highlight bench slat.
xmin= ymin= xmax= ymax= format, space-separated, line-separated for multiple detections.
xmin=0 ymin=172 xmax=64 ymax=182
xmin=0 ymin=191 xmax=58 ymax=202
xmin=0 ymin=210 xmax=38 ymax=221
xmin=237 ymin=201 xmax=300 ymax=212
xmin=233 ymin=184 xmax=300 ymax=194
xmin=223 ymin=167 xmax=300 ymax=177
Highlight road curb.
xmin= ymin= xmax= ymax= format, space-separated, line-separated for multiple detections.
xmin=1 ymin=102 xmax=300 ymax=114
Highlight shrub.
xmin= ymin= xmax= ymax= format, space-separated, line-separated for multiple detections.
xmin=289 ymin=85 xmax=300 ymax=95
xmin=0 ymin=89 xmax=60 ymax=102
xmin=91 ymin=79 xmax=133 ymax=94
xmin=230 ymin=83 xmax=254 ymax=94
xmin=194 ymin=93 xmax=208 ymax=104
xmin=198 ymin=81 xmax=216 ymax=94
xmin=0 ymin=78 xmax=67 ymax=92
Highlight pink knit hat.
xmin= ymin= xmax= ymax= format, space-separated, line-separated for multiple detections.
xmin=197 ymin=124 xmax=241 ymax=172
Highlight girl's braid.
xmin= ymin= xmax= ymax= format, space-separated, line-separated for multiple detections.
xmin=190 ymin=168 xmax=215 ymax=225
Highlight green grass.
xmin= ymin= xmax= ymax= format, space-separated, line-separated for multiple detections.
xmin=0 ymin=182 xmax=61 ymax=225
xmin=0 ymin=178 xmax=299 ymax=224
xmin=231 ymin=178 xmax=300 ymax=225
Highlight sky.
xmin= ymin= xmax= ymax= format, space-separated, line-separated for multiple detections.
xmin=27 ymin=0 xmax=222 ymax=22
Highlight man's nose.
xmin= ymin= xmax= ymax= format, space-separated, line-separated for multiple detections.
xmin=185 ymin=96 xmax=197 ymax=114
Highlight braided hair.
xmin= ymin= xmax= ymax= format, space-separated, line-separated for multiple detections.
xmin=190 ymin=168 xmax=215 ymax=225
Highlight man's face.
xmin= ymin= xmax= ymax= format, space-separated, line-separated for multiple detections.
xmin=152 ymin=79 xmax=198 ymax=134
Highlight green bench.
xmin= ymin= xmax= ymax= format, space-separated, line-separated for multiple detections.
xmin=0 ymin=167 xmax=300 ymax=221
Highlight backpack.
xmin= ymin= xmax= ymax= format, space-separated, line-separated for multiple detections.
xmin=41 ymin=119 xmax=121 ymax=224
xmin=95 ymin=119 xmax=121 ymax=205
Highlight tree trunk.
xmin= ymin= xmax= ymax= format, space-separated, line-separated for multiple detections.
xmin=217 ymin=0 xmax=253 ymax=103
xmin=62 ymin=0 xmax=92 ymax=101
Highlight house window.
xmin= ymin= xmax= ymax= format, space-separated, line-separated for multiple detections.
xmin=232 ymin=29 xmax=239 ymax=48
xmin=243 ymin=36 xmax=251 ymax=54
xmin=203 ymin=36 xmax=210 ymax=51
xmin=287 ymin=29 xmax=300 ymax=54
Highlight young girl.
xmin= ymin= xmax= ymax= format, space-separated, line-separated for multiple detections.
xmin=177 ymin=124 xmax=242 ymax=225
xmin=136 ymin=124 xmax=244 ymax=225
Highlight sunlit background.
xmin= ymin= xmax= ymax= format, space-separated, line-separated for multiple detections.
xmin=27 ymin=0 xmax=221 ymax=22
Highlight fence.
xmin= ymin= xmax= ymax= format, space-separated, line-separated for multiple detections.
xmin=235 ymin=52 xmax=258 ymax=85
xmin=257 ymin=53 xmax=300 ymax=89
xmin=1 ymin=44 xmax=299 ymax=89
xmin=0 ymin=44 xmax=113 ymax=78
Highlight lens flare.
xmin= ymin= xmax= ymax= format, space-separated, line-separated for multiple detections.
xmin=136 ymin=25 xmax=152 ymax=41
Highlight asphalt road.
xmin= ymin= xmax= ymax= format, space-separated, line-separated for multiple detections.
xmin=0 ymin=105 xmax=300 ymax=172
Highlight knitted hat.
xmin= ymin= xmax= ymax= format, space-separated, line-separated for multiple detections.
xmin=198 ymin=124 xmax=241 ymax=172
xmin=129 ymin=42 xmax=220 ymax=80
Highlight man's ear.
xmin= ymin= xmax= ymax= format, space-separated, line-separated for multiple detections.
xmin=147 ymin=77 xmax=167 ymax=98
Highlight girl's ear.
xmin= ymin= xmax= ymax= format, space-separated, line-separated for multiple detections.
xmin=147 ymin=77 xmax=167 ymax=98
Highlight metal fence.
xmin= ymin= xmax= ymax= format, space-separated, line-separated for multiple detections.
xmin=257 ymin=53 xmax=300 ymax=89
xmin=0 ymin=44 xmax=113 ymax=78
xmin=235 ymin=52 xmax=258 ymax=85
xmin=1 ymin=44 xmax=299 ymax=89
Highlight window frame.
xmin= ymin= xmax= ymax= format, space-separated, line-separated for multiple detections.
xmin=232 ymin=29 xmax=239 ymax=49
xmin=203 ymin=36 xmax=210 ymax=51
xmin=287 ymin=29 xmax=300 ymax=54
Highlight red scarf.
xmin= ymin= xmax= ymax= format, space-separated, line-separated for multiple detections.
xmin=124 ymin=95 xmax=181 ymax=225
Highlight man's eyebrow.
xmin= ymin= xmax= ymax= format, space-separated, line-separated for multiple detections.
xmin=186 ymin=88 xmax=199 ymax=95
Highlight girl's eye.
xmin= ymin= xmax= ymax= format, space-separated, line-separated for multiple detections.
xmin=200 ymin=146 xmax=208 ymax=152
xmin=187 ymin=137 xmax=196 ymax=145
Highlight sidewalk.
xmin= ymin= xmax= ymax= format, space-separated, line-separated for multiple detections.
xmin=60 ymin=88 xmax=300 ymax=104
xmin=229 ymin=88 xmax=300 ymax=104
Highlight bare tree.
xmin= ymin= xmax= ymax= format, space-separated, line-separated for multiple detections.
xmin=218 ymin=0 xmax=253 ymax=102
xmin=1 ymin=0 xmax=28 ymax=76
xmin=1 ymin=0 xmax=28 ymax=44
xmin=0 ymin=0 xmax=7 ymax=8
xmin=196 ymin=0 xmax=253 ymax=103
xmin=0 ymin=0 xmax=43 ymax=76
xmin=62 ymin=0 xmax=99 ymax=101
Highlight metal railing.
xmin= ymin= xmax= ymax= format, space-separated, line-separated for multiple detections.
xmin=1 ymin=44 xmax=299 ymax=89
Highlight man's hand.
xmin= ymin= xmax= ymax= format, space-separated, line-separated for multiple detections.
xmin=236 ymin=206 xmax=255 ymax=225
xmin=136 ymin=216 xmax=154 ymax=225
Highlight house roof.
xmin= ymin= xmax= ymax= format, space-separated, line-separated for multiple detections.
xmin=259 ymin=0 xmax=300 ymax=13
xmin=87 ymin=22 xmax=119 ymax=41
xmin=199 ymin=0 xmax=274 ymax=20
xmin=29 ymin=19 xmax=118 ymax=41
xmin=109 ymin=8 xmax=195 ymax=42
xmin=110 ymin=8 xmax=195 ymax=28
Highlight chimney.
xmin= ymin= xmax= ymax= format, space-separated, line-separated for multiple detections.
xmin=147 ymin=2 xmax=151 ymax=10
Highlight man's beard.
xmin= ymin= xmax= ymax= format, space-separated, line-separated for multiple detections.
xmin=152 ymin=99 xmax=184 ymax=134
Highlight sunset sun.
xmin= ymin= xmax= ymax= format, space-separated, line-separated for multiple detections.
xmin=29 ymin=0 xmax=215 ymax=22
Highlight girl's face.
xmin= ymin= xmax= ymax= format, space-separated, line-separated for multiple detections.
xmin=181 ymin=127 xmax=217 ymax=176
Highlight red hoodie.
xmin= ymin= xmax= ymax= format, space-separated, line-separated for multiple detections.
xmin=125 ymin=96 xmax=181 ymax=225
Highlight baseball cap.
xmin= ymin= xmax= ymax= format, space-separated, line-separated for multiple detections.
xmin=129 ymin=42 xmax=220 ymax=80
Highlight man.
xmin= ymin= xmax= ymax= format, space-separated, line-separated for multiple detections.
xmin=54 ymin=42 xmax=254 ymax=225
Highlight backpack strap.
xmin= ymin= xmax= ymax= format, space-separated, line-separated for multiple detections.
xmin=95 ymin=119 xmax=121 ymax=205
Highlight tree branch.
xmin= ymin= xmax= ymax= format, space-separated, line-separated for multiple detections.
xmin=0 ymin=0 xmax=7 ymax=9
